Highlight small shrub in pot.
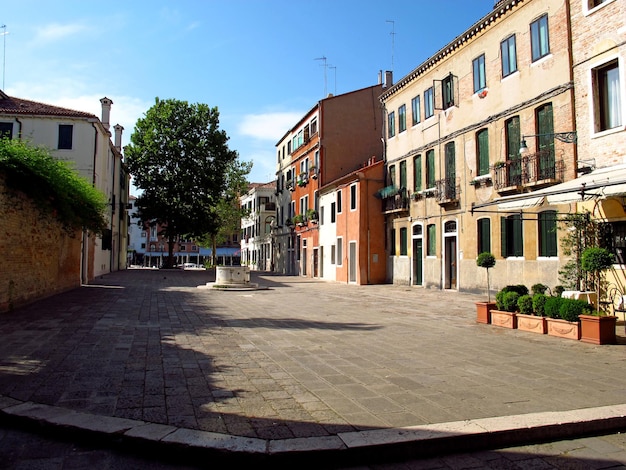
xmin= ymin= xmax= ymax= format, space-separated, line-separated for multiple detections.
xmin=518 ymin=295 xmax=533 ymax=315
xmin=532 ymin=293 xmax=548 ymax=317
xmin=544 ymin=296 xmax=563 ymax=319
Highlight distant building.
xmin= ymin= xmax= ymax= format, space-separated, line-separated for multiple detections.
xmin=240 ymin=182 xmax=277 ymax=270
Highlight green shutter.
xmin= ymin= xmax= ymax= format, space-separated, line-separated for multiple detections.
xmin=513 ymin=215 xmax=523 ymax=257
xmin=414 ymin=155 xmax=422 ymax=192
xmin=501 ymin=217 xmax=507 ymax=257
xmin=478 ymin=129 xmax=489 ymax=176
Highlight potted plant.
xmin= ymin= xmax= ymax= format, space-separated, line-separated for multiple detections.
xmin=491 ymin=285 xmax=527 ymax=328
xmin=516 ymin=291 xmax=547 ymax=334
xmin=293 ymin=214 xmax=305 ymax=226
xmin=475 ymin=252 xmax=496 ymax=324
xmin=544 ymin=296 xmax=588 ymax=340
xmin=306 ymin=208 xmax=318 ymax=223
xmin=579 ymin=246 xmax=617 ymax=344
xmin=309 ymin=165 xmax=318 ymax=179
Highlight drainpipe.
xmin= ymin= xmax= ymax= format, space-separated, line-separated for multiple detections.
xmin=14 ymin=117 xmax=22 ymax=139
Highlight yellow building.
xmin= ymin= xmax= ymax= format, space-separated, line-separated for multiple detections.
xmin=380 ymin=0 xmax=577 ymax=292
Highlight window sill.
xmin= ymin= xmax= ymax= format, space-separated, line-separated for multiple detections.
xmin=584 ymin=0 xmax=616 ymax=16
xmin=591 ymin=125 xmax=626 ymax=140
xmin=531 ymin=53 xmax=553 ymax=67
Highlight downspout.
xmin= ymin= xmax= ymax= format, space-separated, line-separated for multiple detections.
xmin=437 ymin=112 xmax=444 ymax=290
xmin=14 ymin=117 xmax=22 ymax=139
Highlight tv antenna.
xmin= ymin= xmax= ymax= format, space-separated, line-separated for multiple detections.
xmin=386 ymin=20 xmax=395 ymax=72
xmin=1 ymin=25 xmax=7 ymax=90
xmin=315 ymin=56 xmax=328 ymax=96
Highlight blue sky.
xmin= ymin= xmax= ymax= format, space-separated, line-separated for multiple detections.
xmin=2 ymin=1 xmax=495 ymax=193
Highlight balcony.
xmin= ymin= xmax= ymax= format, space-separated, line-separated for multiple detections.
xmin=435 ymin=178 xmax=460 ymax=206
xmin=378 ymin=187 xmax=410 ymax=213
xmin=493 ymin=150 xmax=564 ymax=193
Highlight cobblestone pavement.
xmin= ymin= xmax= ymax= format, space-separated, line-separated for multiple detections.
xmin=0 ymin=269 xmax=625 ymax=467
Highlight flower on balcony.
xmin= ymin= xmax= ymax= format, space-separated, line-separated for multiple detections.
xmin=478 ymin=88 xmax=488 ymax=99
xmin=306 ymin=208 xmax=318 ymax=223
xmin=293 ymin=214 xmax=305 ymax=226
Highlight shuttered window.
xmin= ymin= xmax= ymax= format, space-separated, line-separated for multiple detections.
xmin=538 ymin=211 xmax=557 ymax=257
xmin=501 ymin=215 xmax=523 ymax=257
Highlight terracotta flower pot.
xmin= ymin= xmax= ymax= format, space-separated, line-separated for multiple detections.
xmin=490 ymin=309 xmax=517 ymax=329
xmin=476 ymin=301 xmax=496 ymax=324
xmin=516 ymin=313 xmax=547 ymax=334
xmin=579 ymin=315 xmax=617 ymax=345
xmin=546 ymin=317 xmax=580 ymax=340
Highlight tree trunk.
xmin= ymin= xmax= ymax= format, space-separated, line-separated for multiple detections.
xmin=167 ymin=236 xmax=175 ymax=268
xmin=211 ymin=234 xmax=217 ymax=267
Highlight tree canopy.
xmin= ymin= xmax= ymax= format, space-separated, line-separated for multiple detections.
xmin=125 ymin=98 xmax=250 ymax=267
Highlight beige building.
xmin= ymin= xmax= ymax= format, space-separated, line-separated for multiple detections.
xmin=380 ymin=0 xmax=577 ymax=292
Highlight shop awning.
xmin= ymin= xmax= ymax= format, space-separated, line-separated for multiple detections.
xmin=474 ymin=164 xmax=626 ymax=212
xmin=375 ymin=185 xmax=400 ymax=199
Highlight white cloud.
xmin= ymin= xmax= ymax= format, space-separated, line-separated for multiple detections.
xmin=34 ymin=22 xmax=90 ymax=42
xmin=239 ymin=112 xmax=303 ymax=142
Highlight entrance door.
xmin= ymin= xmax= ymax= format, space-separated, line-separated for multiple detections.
xmin=349 ymin=241 xmax=357 ymax=283
xmin=313 ymin=248 xmax=319 ymax=277
xmin=444 ymin=220 xmax=457 ymax=289
xmin=412 ymin=224 xmax=423 ymax=286
xmin=412 ymin=239 xmax=423 ymax=285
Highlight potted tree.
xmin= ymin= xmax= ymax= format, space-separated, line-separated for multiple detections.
xmin=579 ymin=247 xmax=617 ymax=344
xmin=475 ymin=252 xmax=496 ymax=324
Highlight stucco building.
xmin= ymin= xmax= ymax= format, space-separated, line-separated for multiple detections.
xmin=0 ymin=92 xmax=129 ymax=281
xmin=380 ymin=0 xmax=576 ymax=292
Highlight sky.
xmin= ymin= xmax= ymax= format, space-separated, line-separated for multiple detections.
xmin=1 ymin=1 xmax=496 ymax=194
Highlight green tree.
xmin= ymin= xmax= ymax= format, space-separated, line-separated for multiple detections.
xmin=125 ymin=98 xmax=249 ymax=268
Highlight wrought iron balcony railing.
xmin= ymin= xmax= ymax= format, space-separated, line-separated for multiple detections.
xmin=381 ymin=187 xmax=410 ymax=212
xmin=435 ymin=178 xmax=460 ymax=204
xmin=493 ymin=150 xmax=564 ymax=191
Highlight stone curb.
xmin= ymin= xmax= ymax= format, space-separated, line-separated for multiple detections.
xmin=1 ymin=395 xmax=626 ymax=467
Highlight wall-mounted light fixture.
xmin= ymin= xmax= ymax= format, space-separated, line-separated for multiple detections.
xmin=519 ymin=132 xmax=577 ymax=154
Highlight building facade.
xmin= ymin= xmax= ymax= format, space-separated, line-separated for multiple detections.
xmin=240 ymin=182 xmax=277 ymax=271
xmin=380 ymin=0 xmax=576 ymax=292
xmin=273 ymin=83 xmax=385 ymax=278
xmin=0 ymin=92 xmax=129 ymax=281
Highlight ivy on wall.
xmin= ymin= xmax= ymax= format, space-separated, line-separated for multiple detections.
xmin=0 ymin=138 xmax=107 ymax=234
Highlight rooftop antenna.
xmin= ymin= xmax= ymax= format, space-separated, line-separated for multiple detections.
xmin=0 ymin=25 xmax=7 ymax=90
xmin=329 ymin=65 xmax=337 ymax=94
xmin=386 ymin=20 xmax=395 ymax=72
xmin=315 ymin=56 xmax=328 ymax=96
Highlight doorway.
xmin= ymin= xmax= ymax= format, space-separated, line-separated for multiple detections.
xmin=412 ymin=224 xmax=423 ymax=286
xmin=443 ymin=220 xmax=457 ymax=289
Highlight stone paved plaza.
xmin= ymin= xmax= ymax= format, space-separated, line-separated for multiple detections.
xmin=0 ymin=269 xmax=624 ymax=444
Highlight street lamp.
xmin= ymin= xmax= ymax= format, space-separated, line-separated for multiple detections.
xmin=519 ymin=131 xmax=577 ymax=154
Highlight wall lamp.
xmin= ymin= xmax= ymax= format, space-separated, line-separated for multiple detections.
xmin=519 ymin=132 xmax=577 ymax=154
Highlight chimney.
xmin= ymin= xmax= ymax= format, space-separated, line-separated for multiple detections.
xmin=100 ymin=97 xmax=113 ymax=131
xmin=114 ymin=124 xmax=124 ymax=151
xmin=378 ymin=70 xmax=383 ymax=85
xmin=384 ymin=71 xmax=393 ymax=88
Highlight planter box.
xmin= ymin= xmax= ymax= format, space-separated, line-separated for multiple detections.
xmin=579 ymin=315 xmax=617 ymax=345
xmin=476 ymin=301 xmax=496 ymax=324
xmin=490 ymin=309 xmax=517 ymax=329
xmin=516 ymin=314 xmax=547 ymax=334
xmin=546 ymin=317 xmax=580 ymax=340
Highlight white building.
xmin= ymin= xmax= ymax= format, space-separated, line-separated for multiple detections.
xmin=0 ymin=92 xmax=130 ymax=281
xmin=240 ymin=182 xmax=277 ymax=271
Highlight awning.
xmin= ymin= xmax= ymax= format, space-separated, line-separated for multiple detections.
xmin=375 ymin=185 xmax=400 ymax=199
xmin=474 ymin=164 xmax=626 ymax=212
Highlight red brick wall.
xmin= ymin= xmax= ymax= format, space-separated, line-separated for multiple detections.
xmin=0 ymin=176 xmax=82 ymax=313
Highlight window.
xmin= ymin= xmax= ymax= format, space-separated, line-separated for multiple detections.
xmin=505 ymin=116 xmax=521 ymax=186
xmin=594 ymin=60 xmax=622 ymax=132
xmin=427 ymin=224 xmax=436 ymax=256
xmin=424 ymin=87 xmax=434 ymax=119
xmin=530 ymin=14 xmax=550 ymax=62
xmin=399 ymin=160 xmax=407 ymax=190
xmin=501 ymin=35 xmax=517 ymax=77
xmin=331 ymin=202 xmax=336 ymax=223
xmin=501 ymin=214 xmax=523 ymax=257
xmin=477 ymin=129 xmax=490 ymax=176
xmin=442 ymin=73 xmax=455 ymax=109
xmin=426 ymin=149 xmax=436 ymax=188
xmin=400 ymin=227 xmax=408 ymax=256
xmin=320 ymin=206 xmax=325 ymax=225
xmin=331 ymin=244 xmax=336 ymax=264
xmin=398 ymin=104 xmax=407 ymax=133
xmin=413 ymin=154 xmax=422 ymax=192
xmin=0 ymin=122 xmax=12 ymax=138
xmin=477 ymin=218 xmax=491 ymax=254
xmin=336 ymin=237 xmax=343 ymax=266
xmin=58 ymin=124 xmax=73 ymax=150
xmin=337 ymin=190 xmax=342 ymax=213
xmin=538 ymin=211 xmax=557 ymax=257
xmin=411 ymin=96 xmax=421 ymax=125
xmin=600 ymin=221 xmax=626 ymax=264
xmin=387 ymin=111 xmax=396 ymax=138
xmin=388 ymin=165 xmax=396 ymax=187
xmin=350 ymin=184 xmax=357 ymax=211
xmin=473 ymin=54 xmax=486 ymax=93
xmin=300 ymin=195 xmax=309 ymax=215
xmin=310 ymin=117 xmax=318 ymax=135
xmin=536 ymin=103 xmax=555 ymax=179
xmin=444 ymin=142 xmax=456 ymax=200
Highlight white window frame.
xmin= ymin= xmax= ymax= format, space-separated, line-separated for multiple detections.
xmin=336 ymin=236 xmax=343 ymax=267
xmin=350 ymin=183 xmax=357 ymax=211
xmin=583 ymin=0 xmax=616 ymax=15
xmin=589 ymin=54 xmax=624 ymax=138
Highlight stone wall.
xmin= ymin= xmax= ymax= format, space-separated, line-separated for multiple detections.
xmin=0 ymin=176 xmax=82 ymax=313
